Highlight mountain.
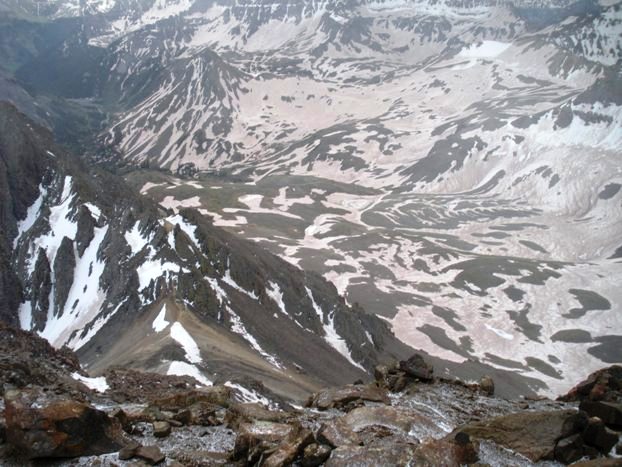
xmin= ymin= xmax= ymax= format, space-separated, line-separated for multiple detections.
xmin=0 ymin=0 xmax=620 ymax=398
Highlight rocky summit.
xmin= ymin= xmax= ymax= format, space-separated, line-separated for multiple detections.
xmin=0 ymin=0 xmax=620 ymax=465
xmin=0 ymin=327 xmax=621 ymax=466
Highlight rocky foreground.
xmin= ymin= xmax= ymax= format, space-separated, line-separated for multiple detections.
xmin=0 ymin=322 xmax=621 ymax=466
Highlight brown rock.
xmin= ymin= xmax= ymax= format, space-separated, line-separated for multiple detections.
xmin=152 ymin=421 xmax=171 ymax=438
xmin=414 ymin=436 xmax=479 ymax=466
xmin=572 ymin=459 xmax=622 ymax=467
xmin=150 ymin=387 xmax=232 ymax=411
xmin=325 ymin=439 xmax=418 ymax=466
xmin=479 ymin=376 xmax=495 ymax=396
xmin=554 ymin=434 xmax=585 ymax=464
xmin=231 ymin=421 xmax=295 ymax=463
xmin=264 ymin=424 xmax=314 ymax=467
xmin=457 ymin=409 xmax=588 ymax=462
xmin=118 ymin=442 xmax=140 ymax=460
xmin=4 ymin=388 xmax=125 ymax=459
xmin=559 ymin=366 xmax=622 ymax=402
xmin=317 ymin=418 xmax=362 ymax=448
xmin=307 ymin=384 xmax=389 ymax=410
xmin=583 ymin=417 xmax=619 ymax=453
xmin=342 ymin=405 xmax=437 ymax=437
xmin=135 ymin=445 xmax=165 ymax=465
xmin=302 ymin=443 xmax=332 ymax=467
xmin=399 ymin=354 xmax=434 ymax=381
xmin=225 ymin=403 xmax=292 ymax=429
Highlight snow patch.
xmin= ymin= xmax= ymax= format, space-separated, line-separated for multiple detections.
xmin=170 ymin=322 xmax=202 ymax=363
xmin=167 ymin=361 xmax=211 ymax=386
xmin=71 ymin=373 xmax=109 ymax=393
xmin=153 ymin=304 xmax=170 ymax=332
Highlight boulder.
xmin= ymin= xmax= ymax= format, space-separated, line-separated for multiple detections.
xmin=231 ymin=421 xmax=295 ymax=463
xmin=225 ymin=403 xmax=292 ymax=429
xmin=135 ymin=445 xmax=166 ymax=465
xmin=560 ymin=366 xmax=622 ymax=402
xmin=342 ymin=405 xmax=437 ymax=437
xmin=479 ymin=376 xmax=495 ymax=396
xmin=316 ymin=419 xmax=362 ymax=448
xmin=302 ymin=443 xmax=332 ymax=467
xmin=413 ymin=435 xmax=479 ymax=466
xmin=150 ymin=387 xmax=232 ymax=410
xmin=554 ymin=434 xmax=585 ymax=464
xmin=152 ymin=421 xmax=172 ymax=438
xmin=580 ymin=400 xmax=622 ymax=428
xmin=399 ymin=354 xmax=434 ymax=381
xmin=582 ymin=417 xmax=619 ymax=453
xmin=325 ymin=439 xmax=418 ymax=466
xmin=306 ymin=384 xmax=389 ymax=410
xmin=457 ymin=409 xmax=589 ymax=462
xmin=4 ymin=388 xmax=125 ymax=458
xmin=263 ymin=424 xmax=314 ymax=467
xmin=118 ymin=441 xmax=141 ymax=460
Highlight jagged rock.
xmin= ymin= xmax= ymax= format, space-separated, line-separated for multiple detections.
xmin=580 ymin=400 xmax=622 ymax=429
xmin=135 ymin=445 xmax=166 ymax=465
xmin=30 ymin=248 xmax=51 ymax=332
xmin=302 ymin=443 xmax=332 ymax=467
xmin=4 ymin=388 xmax=124 ymax=458
xmin=399 ymin=354 xmax=434 ymax=381
xmin=457 ymin=409 xmax=590 ymax=462
xmin=225 ymin=403 xmax=292 ymax=429
xmin=316 ymin=419 xmax=362 ymax=448
xmin=53 ymin=236 xmax=76 ymax=315
xmin=325 ymin=439 xmax=419 ymax=466
xmin=150 ymin=387 xmax=232 ymax=411
xmin=479 ymin=376 xmax=495 ymax=396
xmin=306 ymin=384 xmax=389 ymax=410
xmin=75 ymin=205 xmax=96 ymax=256
xmin=560 ymin=366 xmax=622 ymax=403
xmin=582 ymin=417 xmax=619 ymax=453
xmin=152 ymin=421 xmax=172 ymax=438
xmin=263 ymin=424 xmax=314 ymax=467
xmin=232 ymin=421 xmax=295 ymax=463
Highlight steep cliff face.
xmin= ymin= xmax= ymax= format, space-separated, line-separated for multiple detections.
xmin=0 ymin=102 xmax=416 ymax=399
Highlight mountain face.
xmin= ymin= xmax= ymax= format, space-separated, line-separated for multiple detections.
xmin=0 ymin=0 xmax=620 ymax=399
xmin=0 ymin=101 xmax=422 ymax=400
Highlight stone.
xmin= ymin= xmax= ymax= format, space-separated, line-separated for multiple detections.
xmin=479 ymin=376 xmax=495 ymax=396
xmin=152 ymin=421 xmax=171 ymax=438
xmin=225 ymin=403 xmax=292 ymax=429
xmin=572 ymin=460 xmax=622 ymax=467
xmin=342 ymin=405 xmax=437 ymax=437
xmin=583 ymin=417 xmax=619 ymax=453
xmin=325 ymin=439 xmax=419 ymax=466
xmin=580 ymin=400 xmax=622 ymax=428
xmin=302 ymin=443 xmax=332 ymax=467
xmin=4 ymin=388 xmax=124 ymax=459
xmin=560 ymin=366 xmax=622 ymax=402
xmin=118 ymin=442 xmax=140 ymax=460
xmin=135 ymin=445 xmax=166 ymax=465
xmin=413 ymin=436 xmax=479 ymax=466
xmin=457 ymin=409 xmax=589 ymax=462
xmin=316 ymin=419 xmax=362 ymax=448
xmin=150 ymin=387 xmax=232 ymax=411
xmin=398 ymin=354 xmax=434 ymax=381
xmin=554 ymin=434 xmax=585 ymax=464
xmin=263 ymin=424 xmax=314 ymax=467
xmin=307 ymin=384 xmax=389 ymax=410
xmin=231 ymin=421 xmax=295 ymax=463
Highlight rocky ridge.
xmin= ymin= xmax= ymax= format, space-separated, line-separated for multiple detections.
xmin=0 ymin=324 xmax=620 ymax=466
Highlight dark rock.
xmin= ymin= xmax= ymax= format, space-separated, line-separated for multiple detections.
xmin=307 ymin=384 xmax=389 ymax=410
xmin=302 ymin=443 xmax=332 ymax=467
xmin=479 ymin=376 xmax=495 ymax=396
xmin=152 ymin=421 xmax=171 ymax=438
xmin=457 ymin=409 xmax=588 ymax=462
xmin=342 ymin=405 xmax=437 ymax=437
xmin=4 ymin=388 xmax=124 ymax=458
xmin=30 ymin=248 xmax=52 ymax=332
xmin=52 ymin=236 xmax=76 ymax=315
xmin=75 ymin=205 xmax=95 ymax=256
xmin=583 ymin=417 xmax=619 ymax=453
xmin=580 ymin=400 xmax=622 ymax=428
xmin=572 ymin=459 xmax=622 ymax=467
xmin=399 ymin=354 xmax=434 ymax=381
xmin=554 ymin=433 xmax=585 ymax=464
xmin=135 ymin=445 xmax=166 ymax=465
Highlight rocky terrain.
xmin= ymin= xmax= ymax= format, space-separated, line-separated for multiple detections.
xmin=0 ymin=322 xmax=621 ymax=466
